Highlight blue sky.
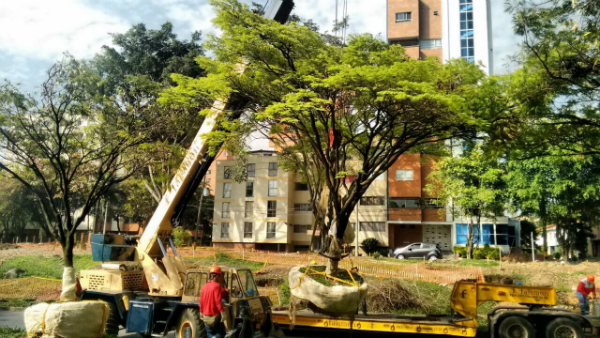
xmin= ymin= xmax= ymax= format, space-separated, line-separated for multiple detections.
xmin=0 ymin=0 xmax=521 ymax=93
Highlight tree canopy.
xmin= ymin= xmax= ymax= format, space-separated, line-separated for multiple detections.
xmin=162 ymin=0 xmax=487 ymax=272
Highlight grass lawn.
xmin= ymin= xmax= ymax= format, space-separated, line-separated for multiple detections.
xmin=0 ymin=298 xmax=37 ymax=307
xmin=0 ymin=254 xmax=98 ymax=279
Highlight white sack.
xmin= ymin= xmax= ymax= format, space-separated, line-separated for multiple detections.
xmin=60 ymin=267 xmax=78 ymax=302
xmin=289 ymin=266 xmax=367 ymax=315
xmin=25 ymin=301 xmax=108 ymax=338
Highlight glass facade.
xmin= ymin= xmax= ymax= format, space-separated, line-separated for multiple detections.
xmin=456 ymin=223 xmax=517 ymax=246
xmin=459 ymin=0 xmax=474 ymax=63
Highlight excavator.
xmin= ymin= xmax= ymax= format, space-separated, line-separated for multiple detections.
xmin=77 ymin=1 xmax=295 ymax=337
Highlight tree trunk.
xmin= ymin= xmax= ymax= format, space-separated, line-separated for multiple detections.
xmin=466 ymin=219 xmax=474 ymax=259
xmin=60 ymin=233 xmax=78 ymax=302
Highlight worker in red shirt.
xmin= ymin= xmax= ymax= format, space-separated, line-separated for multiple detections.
xmin=576 ymin=274 xmax=596 ymax=315
xmin=200 ymin=266 xmax=227 ymax=338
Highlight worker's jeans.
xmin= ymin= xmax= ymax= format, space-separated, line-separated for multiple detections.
xmin=577 ymin=292 xmax=590 ymax=315
xmin=205 ymin=321 xmax=226 ymax=338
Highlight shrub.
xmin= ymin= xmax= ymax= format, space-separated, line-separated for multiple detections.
xmin=373 ymin=252 xmax=381 ymax=260
xmin=554 ymin=251 xmax=561 ymax=260
xmin=361 ymin=238 xmax=380 ymax=256
xmin=473 ymin=249 xmax=486 ymax=260
xmin=278 ymin=279 xmax=290 ymax=306
xmin=172 ymin=227 xmax=190 ymax=247
xmin=453 ymin=246 xmax=467 ymax=258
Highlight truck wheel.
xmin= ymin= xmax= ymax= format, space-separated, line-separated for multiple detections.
xmin=176 ymin=308 xmax=206 ymax=338
xmin=546 ymin=318 xmax=584 ymax=338
xmin=498 ymin=316 xmax=534 ymax=338
xmin=103 ymin=301 xmax=120 ymax=336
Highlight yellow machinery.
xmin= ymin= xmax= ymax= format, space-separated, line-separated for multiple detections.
xmin=272 ymin=281 xmax=600 ymax=338
xmin=78 ymin=1 xmax=296 ymax=337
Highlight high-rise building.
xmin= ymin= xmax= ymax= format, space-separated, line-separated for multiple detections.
xmin=387 ymin=0 xmax=493 ymax=75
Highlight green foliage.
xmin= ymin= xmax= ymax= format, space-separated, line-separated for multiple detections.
xmin=166 ymin=0 xmax=487 ymax=260
xmin=372 ymin=252 xmax=381 ymax=260
xmin=427 ymin=145 xmax=507 ymax=258
xmin=0 ymin=327 xmax=26 ymax=338
xmin=453 ymin=246 xmax=467 ymax=258
xmin=554 ymin=251 xmax=562 ymax=260
xmin=172 ymin=227 xmax=191 ymax=247
xmin=278 ymin=278 xmax=290 ymax=306
xmin=361 ymin=238 xmax=380 ymax=255
xmin=0 ymin=298 xmax=37 ymax=307
xmin=0 ymin=176 xmax=48 ymax=242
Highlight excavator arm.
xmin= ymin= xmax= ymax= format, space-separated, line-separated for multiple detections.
xmin=90 ymin=0 xmax=295 ymax=297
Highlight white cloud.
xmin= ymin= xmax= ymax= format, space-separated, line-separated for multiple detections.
xmin=0 ymin=0 xmax=130 ymax=60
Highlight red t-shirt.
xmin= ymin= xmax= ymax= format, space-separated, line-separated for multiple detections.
xmin=200 ymin=280 xmax=225 ymax=316
xmin=577 ymin=278 xmax=596 ymax=297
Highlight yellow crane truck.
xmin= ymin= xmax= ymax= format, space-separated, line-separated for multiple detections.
xmin=76 ymin=1 xmax=295 ymax=337
xmin=271 ymin=280 xmax=600 ymax=338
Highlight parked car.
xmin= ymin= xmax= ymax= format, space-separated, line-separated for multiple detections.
xmin=393 ymin=242 xmax=441 ymax=261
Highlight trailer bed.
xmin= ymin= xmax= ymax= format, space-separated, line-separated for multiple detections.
xmin=271 ymin=310 xmax=477 ymax=337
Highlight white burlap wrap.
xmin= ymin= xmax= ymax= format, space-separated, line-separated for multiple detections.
xmin=25 ymin=301 xmax=108 ymax=338
xmin=288 ymin=266 xmax=368 ymax=315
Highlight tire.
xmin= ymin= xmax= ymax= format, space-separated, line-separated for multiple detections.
xmin=103 ymin=300 xmax=120 ymax=336
xmin=176 ymin=308 xmax=207 ymax=338
xmin=546 ymin=318 xmax=584 ymax=338
xmin=397 ymin=254 xmax=405 ymax=260
xmin=498 ymin=316 xmax=535 ymax=338
xmin=427 ymin=255 xmax=437 ymax=261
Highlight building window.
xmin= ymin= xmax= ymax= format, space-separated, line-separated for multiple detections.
xmin=244 ymin=222 xmax=253 ymax=239
xmin=294 ymin=203 xmax=312 ymax=212
xmin=481 ymin=223 xmax=493 ymax=245
xmin=267 ymin=201 xmax=277 ymax=217
xmin=245 ymin=201 xmax=253 ymax=218
xmin=389 ymin=198 xmax=420 ymax=208
xmin=268 ymin=180 xmax=278 ymax=197
xmin=360 ymin=222 xmax=386 ymax=232
xmin=206 ymin=170 xmax=211 ymax=175
xmin=221 ymin=202 xmax=230 ymax=218
xmin=247 ymin=164 xmax=255 ymax=178
xmin=293 ymin=224 xmax=311 ymax=233
xmin=294 ymin=182 xmax=308 ymax=191
xmin=395 ymin=12 xmax=412 ymax=22
xmin=455 ymin=223 xmax=478 ymax=245
xmin=460 ymin=0 xmax=475 ymax=63
xmin=360 ymin=196 xmax=385 ymax=206
xmin=267 ymin=222 xmax=276 ymax=238
xmin=220 ymin=223 xmax=229 ymax=239
xmin=395 ymin=169 xmax=414 ymax=181
xmin=223 ymin=166 xmax=231 ymax=179
xmin=222 ymin=183 xmax=232 ymax=198
xmin=246 ymin=181 xmax=254 ymax=197
xmin=496 ymin=224 xmax=517 ymax=246
xmin=423 ymin=198 xmax=444 ymax=209
xmin=420 ymin=39 xmax=442 ymax=50
xmin=268 ymin=162 xmax=278 ymax=176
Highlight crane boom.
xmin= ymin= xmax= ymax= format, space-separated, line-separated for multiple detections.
xmin=89 ymin=0 xmax=295 ymax=297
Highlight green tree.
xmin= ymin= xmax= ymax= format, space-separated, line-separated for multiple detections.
xmin=0 ymin=175 xmax=48 ymax=242
xmin=92 ymin=23 xmax=209 ymax=222
xmin=427 ymin=145 xmax=508 ymax=259
xmin=0 ymin=57 xmax=152 ymax=300
xmin=503 ymin=0 xmax=600 ymax=157
xmin=162 ymin=0 xmax=485 ymax=273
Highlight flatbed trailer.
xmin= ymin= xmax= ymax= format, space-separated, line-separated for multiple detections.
xmin=272 ymin=311 xmax=478 ymax=337
xmin=270 ymin=281 xmax=600 ymax=338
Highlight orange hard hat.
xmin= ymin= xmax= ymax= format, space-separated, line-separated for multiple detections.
xmin=588 ymin=274 xmax=595 ymax=282
xmin=210 ymin=266 xmax=223 ymax=275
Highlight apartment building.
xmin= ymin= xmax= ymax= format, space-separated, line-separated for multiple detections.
xmin=387 ymin=0 xmax=493 ymax=75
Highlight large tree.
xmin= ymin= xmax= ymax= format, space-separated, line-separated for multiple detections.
xmin=0 ymin=175 xmax=47 ymax=242
xmin=0 ymin=57 xmax=151 ymax=299
xmin=162 ymin=0 xmax=485 ymax=274
xmin=92 ymin=23 xmax=209 ymax=222
xmin=501 ymin=0 xmax=600 ymax=156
